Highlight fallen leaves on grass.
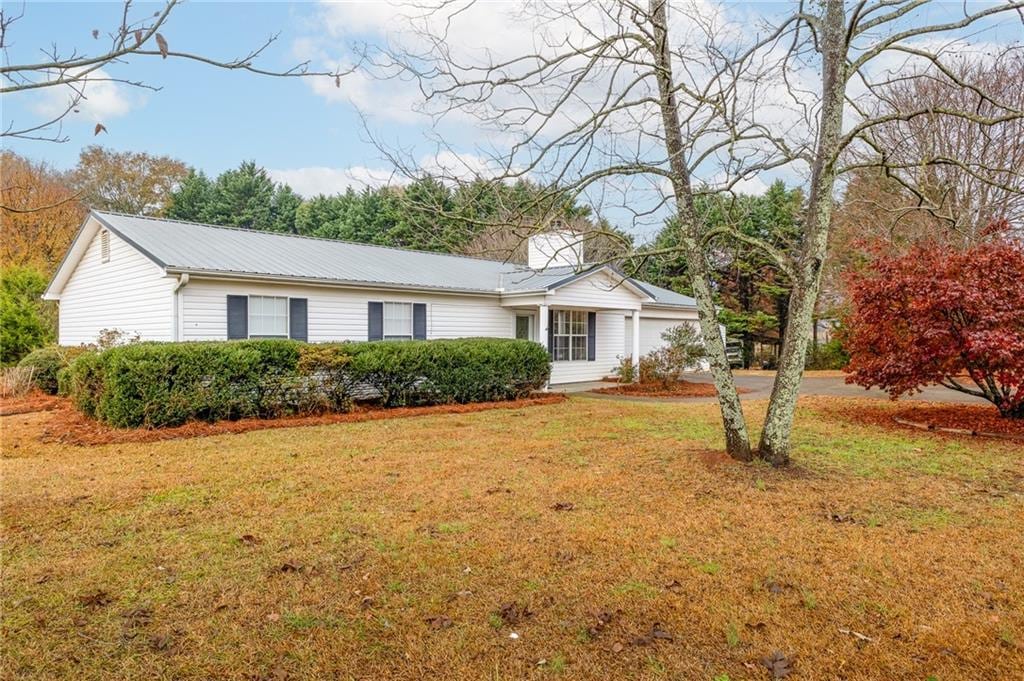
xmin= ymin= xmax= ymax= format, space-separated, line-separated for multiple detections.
xmin=585 ymin=609 xmax=618 ymax=639
xmin=424 ymin=615 xmax=453 ymax=630
xmin=77 ymin=590 xmax=114 ymax=607
xmin=496 ymin=602 xmax=533 ymax=626
xmin=761 ymin=650 xmax=794 ymax=678
xmin=121 ymin=606 xmax=153 ymax=628
xmin=809 ymin=398 xmax=1024 ymax=440
xmin=148 ymin=633 xmax=173 ymax=652
xmin=632 ymin=622 xmax=673 ymax=645
xmin=664 ymin=579 xmax=684 ymax=594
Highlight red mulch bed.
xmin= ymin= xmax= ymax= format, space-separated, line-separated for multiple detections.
xmin=810 ymin=398 xmax=1024 ymax=440
xmin=22 ymin=394 xmax=566 ymax=447
xmin=592 ymin=380 xmax=748 ymax=398
xmin=0 ymin=391 xmax=64 ymax=416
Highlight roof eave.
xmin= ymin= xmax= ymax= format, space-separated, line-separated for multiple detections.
xmin=164 ymin=267 xmax=504 ymax=297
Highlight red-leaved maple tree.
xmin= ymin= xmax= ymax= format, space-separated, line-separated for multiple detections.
xmin=843 ymin=233 xmax=1024 ymax=418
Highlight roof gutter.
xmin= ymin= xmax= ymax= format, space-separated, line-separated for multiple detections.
xmin=163 ymin=268 xmax=505 ymax=298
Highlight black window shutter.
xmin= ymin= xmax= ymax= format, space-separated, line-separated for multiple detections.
xmin=413 ymin=303 xmax=427 ymax=340
xmin=587 ymin=311 xmax=597 ymax=361
xmin=289 ymin=298 xmax=308 ymax=341
xmin=547 ymin=309 xmax=554 ymax=358
xmin=227 ymin=295 xmax=248 ymax=339
xmin=368 ymin=302 xmax=383 ymax=341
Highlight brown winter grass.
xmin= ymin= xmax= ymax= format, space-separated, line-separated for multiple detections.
xmin=2 ymin=396 xmax=1022 ymax=680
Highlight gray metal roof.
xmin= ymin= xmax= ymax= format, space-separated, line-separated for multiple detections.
xmin=91 ymin=211 xmax=696 ymax=307
xmin=636 ymin=281 xmax=700 ymax=308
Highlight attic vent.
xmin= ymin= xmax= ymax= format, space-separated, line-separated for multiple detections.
xmin=100 ymin=230 xmax=110 ymax=263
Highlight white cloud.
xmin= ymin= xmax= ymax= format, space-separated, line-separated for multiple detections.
xmin=270 ymin=150 xmax=523 ymax=196
xmin=32 ymin=68 xmax=140 ymax=123
xmin=268 ymin=165 xmax=401 ymax=195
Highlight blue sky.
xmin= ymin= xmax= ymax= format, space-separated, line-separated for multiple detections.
xmin=3 ymin=1 xmax=1021 ymax=239
xmin=2 ymin=2 xmax=394 ymax=181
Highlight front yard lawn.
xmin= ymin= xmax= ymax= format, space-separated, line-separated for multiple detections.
xmin=2 ymin=396 xmax=1021 ymax=679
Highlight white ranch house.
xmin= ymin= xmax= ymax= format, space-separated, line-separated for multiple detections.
xmin=44 ymin=211 xmax=703 ymax=386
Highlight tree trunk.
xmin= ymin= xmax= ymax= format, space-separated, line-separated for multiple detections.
xmin=757 ymin=0 xmax=847 ymax=466
xmin=649 ymin=0 xmax=752 ymax=461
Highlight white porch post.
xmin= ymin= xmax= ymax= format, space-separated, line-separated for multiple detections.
xmin=539 ymin=304 xmax=550 ymax=390
xmin=631 ymin=309 xmax=641 ymax=382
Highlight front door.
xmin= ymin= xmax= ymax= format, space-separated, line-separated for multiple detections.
xmin=515 ymin=314 xmax=533 ymax=341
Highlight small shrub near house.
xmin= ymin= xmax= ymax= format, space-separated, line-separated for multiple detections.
xmin=616 ymin=323 xmax=707 ymax=385
xmin=18 ymin=345 xmax=93 ymax=394
xmin=63 ymin=338 xmax=550 ymax=428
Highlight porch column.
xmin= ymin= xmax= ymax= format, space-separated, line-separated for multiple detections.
xmin=539 ymin=304 xmax=550 ymax=390
xmin=631 ymin=309 xmax=641 ymax=382
xmin=538 ymin=304 xmax=549 ymax=350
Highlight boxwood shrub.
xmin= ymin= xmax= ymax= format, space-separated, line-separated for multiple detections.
xmin=18 ymin=345 xmax=93 ymax=395
xmin=63 ymin=338 xmax=550 ymax=428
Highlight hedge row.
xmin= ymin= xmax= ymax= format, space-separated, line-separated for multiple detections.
xmin=61 ymin=338 xmax=550 ymax=428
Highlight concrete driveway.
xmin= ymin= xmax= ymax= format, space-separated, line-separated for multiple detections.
xmin=565 ymin=371 xmax=988 ymax=405
xmin=697 ymin=371 xmax=986 ymax=404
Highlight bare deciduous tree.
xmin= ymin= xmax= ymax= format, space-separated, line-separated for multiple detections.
xmin=837 ymin=50 xmax=1024 ymax=246
xmin=367 ymin=0 xmax=1023 ymax=465
xmin=0 ymin=0 xmax=350 ymax=143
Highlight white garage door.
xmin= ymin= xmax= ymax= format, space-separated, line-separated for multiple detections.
xmin=624 ymin=317 xmax=709 ymax=371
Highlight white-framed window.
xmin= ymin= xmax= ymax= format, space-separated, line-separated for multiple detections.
xmin=383 ymin=301 xmax=413 ymax=340
xmin=552 ymin=309 xmax=587 ymax=361
xmin=100 ymin=230 xmax=111 ymax=263
xmin=248 ymin=295 xmax=288 ymax=337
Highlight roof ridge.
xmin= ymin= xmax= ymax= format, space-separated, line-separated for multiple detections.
xmin=91 ymin=209 xmax=522 ymax=266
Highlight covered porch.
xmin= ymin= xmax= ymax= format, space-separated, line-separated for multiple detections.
xmin=505 ymin=301 xmax=643 ymax=387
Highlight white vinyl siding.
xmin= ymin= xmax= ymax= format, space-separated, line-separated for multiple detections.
xmin=180 ymin=279 xmax=516 ymax=342
xmin=57 ymin=227 xmax=174 ymax=345
xmin=248 ymin=296 xmax=288 ymax=337
xmin=548 ymin=270 xmax=643 ymax=310
xmin=548 ymin=311 xmax=624 ymax=384
xmin=383 ymin=302 xmax=413 ymax=340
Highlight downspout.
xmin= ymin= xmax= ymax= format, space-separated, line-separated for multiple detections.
xmin=172 ymin=273 xmax=190 ymax=341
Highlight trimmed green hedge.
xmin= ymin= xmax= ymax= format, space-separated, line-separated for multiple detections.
xmin=63 ymin=338 xmax=550 ymax=428
xmin=18 ymin=345 xmax=93 ymax=395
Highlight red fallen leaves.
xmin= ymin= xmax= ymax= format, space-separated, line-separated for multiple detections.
xmin=843 ymin=233 xmax=1024 ymax=418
